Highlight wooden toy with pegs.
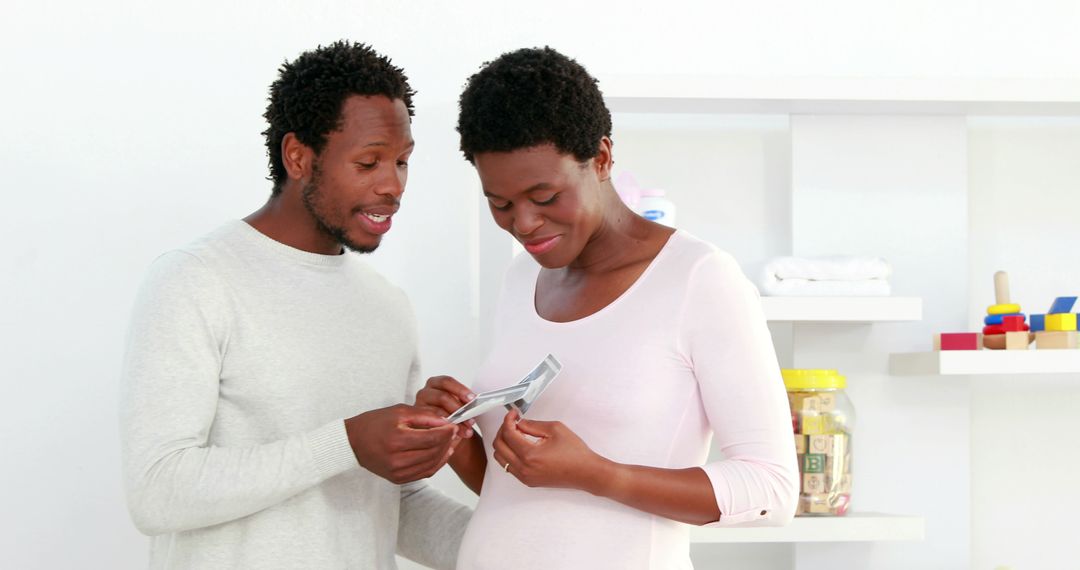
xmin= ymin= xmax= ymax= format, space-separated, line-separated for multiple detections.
xmin=983 ymin=271 xmax=1033 ymax=350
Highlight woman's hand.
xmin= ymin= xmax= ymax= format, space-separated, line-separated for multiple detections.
xmin=415 ymin=375 xmax=477 ymax=439
xmin=491 ymin=409 xmax=610 ymax=493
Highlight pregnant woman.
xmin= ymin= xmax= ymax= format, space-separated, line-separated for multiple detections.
xmin=417 ymin=47 xmax=799 ymax=570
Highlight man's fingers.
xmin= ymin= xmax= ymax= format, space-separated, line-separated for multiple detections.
xmin=389 ymin=447 xmax=443 ymax=472
xmin=400 ymin=408 xmax=451 ymax=429
xmin=392 ymin=449 xmax=453 ymax=482
xmin=395 ymin=423 xmax=457 ymax=451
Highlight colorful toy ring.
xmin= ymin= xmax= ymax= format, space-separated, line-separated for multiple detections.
xmin=987 ymin=303 xmax=1021 ymax=315
xmin=984 ymin=313 xmax=1024 ymax=325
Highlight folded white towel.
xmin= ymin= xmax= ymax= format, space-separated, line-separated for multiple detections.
xmin=764 ymin=256 xmax=892 ymax=282
xmin=759 ymin=275 xmax=891 ymax=297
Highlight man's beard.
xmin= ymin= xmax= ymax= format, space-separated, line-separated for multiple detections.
xmin=301 ymin=163 xmax=377 ymax=254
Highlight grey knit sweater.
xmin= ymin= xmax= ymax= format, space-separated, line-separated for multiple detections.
xmin=119 ymin=220 xmax=470 ymax=569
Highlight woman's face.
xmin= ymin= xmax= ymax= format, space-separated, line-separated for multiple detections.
xmin=473 ymin=143 xmax=609 ymax=268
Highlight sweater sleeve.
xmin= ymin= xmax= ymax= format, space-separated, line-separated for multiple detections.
xmin=679 ymin=250 xmax=800 ymax=527
xmin=396 ymin=481 xmax=472 ymax=570
xmin=394 ymin=324 xmax=473 ymax=568
xmin=119 ymin=251 xmax=358 ymax=536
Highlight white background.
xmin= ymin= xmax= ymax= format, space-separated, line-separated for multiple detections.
xmin=2 ymin=1 xmax=1079 ymax=568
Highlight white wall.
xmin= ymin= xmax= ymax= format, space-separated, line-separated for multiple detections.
xmin=967 ymin=118 xmax=1080 ymax=570
xmin=789 ymin=116 xmax=971 ymax=570
xmin=3 ymin=1 xmax=1080 ymax=568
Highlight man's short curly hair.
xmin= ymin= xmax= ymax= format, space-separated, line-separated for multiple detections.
xmin=263 ymin=41 xmax=415 ymax=194
xmin=457 ymin=47 xmax=612 ymax=164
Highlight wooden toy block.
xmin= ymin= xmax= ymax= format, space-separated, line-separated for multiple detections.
xmin=801 ymin=415 xmax=828 ymax=435
xmin=831 ymin=432 xmax=848 ymax=459
xmin=803 ymin=453 xmax=826 ymax=474
xmin=794 ymin=434 xmax=806 ymax=454
xmin=808 ymin=494 xmax=833 ymax=513
xmin=1049 ymin=296 xmax=1077 ymax=314
xmin=803 ymin=416 xmax=825 ymax=433
xmin=983 ymin=334 xmax=1006 ymax=350
xmin=1030 ymin=314 xmax=1046 ymax=332
xmin=1005 ymin=331 xmax=1033 ymax=350
xmin=840 ymin=473 xmax=853 ymax=493
xmin=940 ymin=332 xmax=980 ymax=350
xmin=831 ymin=457 xmax=849 ymax=483
xmin=933 ymin=333 xmax=940 ymax=350
xmin=817 ymin=392 xmax=837 ymax=412
xmin=1036 ymin=331 xmax=1078 ymax=349
xmin=985 ymin=313 xmax=1023 ymax=326
xmin=802 ymin=473 xmax=826 ymax=494
xmin=808 ymin=434 xmax=833 ymax=456
xmin=797 ymin=495 xmax=824 ymax=515
xmin=1046 ymin=313 xmax=1077 ymax=332
xmin=825 ymin=455 xmax=846 ymax=483
xmin=1002 ymin=315 xmax=1027 ymax=332
xmin=987 ymin=303 xmax=1021 ymax=316
xmin=788 ymin=393 xmax=822 ymax=413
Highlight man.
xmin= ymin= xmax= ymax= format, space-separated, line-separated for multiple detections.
xmin=119 ymin=41 xmax=470 ymax=569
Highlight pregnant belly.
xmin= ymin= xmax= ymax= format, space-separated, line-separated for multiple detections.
xmin=455 ymin=481 xmax=691 ymax=570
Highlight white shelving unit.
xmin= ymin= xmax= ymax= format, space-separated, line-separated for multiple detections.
xmin=691 ymin=513 xmax=925 ymax=544
xmin=595 ymin=72 xmax=1080 ymax=568
xmin=762 ymin=296 xmax=922 ymax=323
xmin=597 ymin=74 xmax=970 ymax=556
xmin=600 ymin=75 xmax=1080 ymax=115
xmin=890 ymin=349 xmax=1080 ymax=376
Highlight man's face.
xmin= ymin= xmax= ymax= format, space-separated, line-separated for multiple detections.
xmin=302 ymin=95 xmax=414 ymax=253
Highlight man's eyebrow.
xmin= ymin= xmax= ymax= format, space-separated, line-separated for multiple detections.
xmin=361 ymin=140 xmax=416 ymax=149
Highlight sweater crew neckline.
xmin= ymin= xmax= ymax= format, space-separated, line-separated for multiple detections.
xmin=233 ymin=220 xmax=351 ymax=267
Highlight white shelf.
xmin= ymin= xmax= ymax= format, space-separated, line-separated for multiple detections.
xmin=761 ymin=296 xmax=922 ymax=323
xmin=601 ymin=75 xmax=1080 ymax=115
xmin=690 ymin=513 xmax=925 ymax=543
xmin=890 ymin=350 xmax=1080 ymax=376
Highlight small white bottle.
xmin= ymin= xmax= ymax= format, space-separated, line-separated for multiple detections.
xmin=636 ymin=188 xmax=676 ymax=227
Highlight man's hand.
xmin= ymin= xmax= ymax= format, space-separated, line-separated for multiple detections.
xmin=345 ymin=404 xmax=459 ymax=484
xmin=415 ymin=375 xmax=477 ymax=438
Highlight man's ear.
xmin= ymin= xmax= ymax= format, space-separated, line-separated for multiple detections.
xmin=281 ymin=133 xmax=315 ymax=182
xmin=593 ymin=137 xmax=613 ymax=182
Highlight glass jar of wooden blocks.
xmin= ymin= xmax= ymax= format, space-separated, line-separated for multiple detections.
xmin=782 ymin=369 xmax=855 ymax=516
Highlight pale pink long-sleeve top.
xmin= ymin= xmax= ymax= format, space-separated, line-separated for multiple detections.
xmin=456 ymin=231 xmax=799 ymax=570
